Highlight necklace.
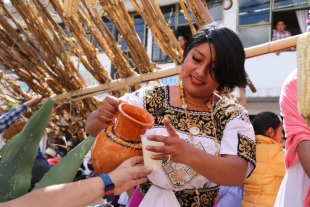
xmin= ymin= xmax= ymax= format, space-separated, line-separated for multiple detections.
xmin=178 ymin=81 xmax=214 ymax=143
xmin=178 ymin=81 xmax=215 ymax=207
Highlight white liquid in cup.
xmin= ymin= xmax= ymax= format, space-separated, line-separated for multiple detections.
xmin=141 ymin=135 xmax=165 ymax=170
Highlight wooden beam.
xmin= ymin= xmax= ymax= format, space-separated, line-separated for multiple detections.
xmin=43 ymin=34 xmax=301 ymax=102
xmin=245 ymin=34 xmax=299 ymax=58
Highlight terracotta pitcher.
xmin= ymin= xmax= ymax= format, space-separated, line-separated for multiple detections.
xmin=91 ymin=103 xmax=154 ymax=174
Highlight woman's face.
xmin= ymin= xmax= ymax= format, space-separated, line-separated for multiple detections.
xmin=181 ymin=42 xmax=219 ymax=99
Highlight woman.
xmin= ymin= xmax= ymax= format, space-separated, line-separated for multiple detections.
xmin=242 ymin=112 xmax=285 ymax=207
xmin=274 ymin=69 xmax=310 ymax=207
xmin=86 ymin=22 xmax=256 ymax=206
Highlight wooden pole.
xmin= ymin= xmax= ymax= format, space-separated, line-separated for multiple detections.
xmin=245 ymin=34 xmax=299 ymax=58
xmin=44 ymin=34 xmax=301 ymax=102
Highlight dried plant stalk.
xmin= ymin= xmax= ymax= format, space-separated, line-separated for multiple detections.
xmin=179 ymin=0 xmax=196 ymax=35
xmin=100 ymin=0 xmax=156 ymax=73
xmin=63 ymin=0 xmax=80 ymax=18
xmin=184 ymin=0 xmax=213 ymax=29
xmin=131 ymin=0 xmax=183 ymax=65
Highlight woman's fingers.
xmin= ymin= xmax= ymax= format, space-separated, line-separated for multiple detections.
xmin=150 ymin=153 xmax=170 ymax=161
xmin=96 ymin=110 xmax=115 ymax=123
xmin=163 ymin=118 xmax=178 ymax=137
xmin=145 ymin=145 xmax=167 ymax=153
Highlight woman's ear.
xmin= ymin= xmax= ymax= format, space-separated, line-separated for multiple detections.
xmin=266 ymin=127 xmax=275 ymax=138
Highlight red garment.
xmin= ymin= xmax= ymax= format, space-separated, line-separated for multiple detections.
xmin=47 ymin=158 xmax=60 ymax=166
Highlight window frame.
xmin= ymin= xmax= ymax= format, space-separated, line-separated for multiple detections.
xmin=237 ymin=0 xmax=310 ymax=48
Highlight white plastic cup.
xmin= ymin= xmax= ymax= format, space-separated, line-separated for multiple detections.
xmin=141 ymin=135 xmax=165 ymax=170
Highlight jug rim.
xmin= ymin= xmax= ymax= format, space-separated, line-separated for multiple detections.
xmin=118 ymin=103 xmax=154 ymax=128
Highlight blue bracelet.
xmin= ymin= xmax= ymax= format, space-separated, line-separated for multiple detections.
xmin=99 ymin=174 xmax=115 ymax=202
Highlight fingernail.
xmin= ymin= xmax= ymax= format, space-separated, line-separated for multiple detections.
xmin=146 ymin=167 xmax=153 ymax=171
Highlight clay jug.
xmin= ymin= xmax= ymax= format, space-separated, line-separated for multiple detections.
xmin=91 ymin=103 xmax=154 ymax=174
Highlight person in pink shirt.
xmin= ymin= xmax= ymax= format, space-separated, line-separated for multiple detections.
xmin=274 ymin=69 xmax=310 ymax=207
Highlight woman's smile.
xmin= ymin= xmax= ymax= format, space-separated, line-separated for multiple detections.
xmin=190 ymin=75 xmax=205 ymax=86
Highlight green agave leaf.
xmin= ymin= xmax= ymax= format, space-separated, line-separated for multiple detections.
xmin=0 ymin=98 xmax=55 ymax=202
xmin=33 ymin=136 xmax=95 ymax=190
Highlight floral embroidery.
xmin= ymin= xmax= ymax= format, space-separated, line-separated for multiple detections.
xmin=237 ymin=132 xmax=256 ymax=177
xmin=175 ymin=186 xmax=219 ymax=207
xmin=170 ymin=166 xmax=187 ymax=184
xmin=163 ymin=162 xmax=198 ymax=187
xmin=139 ymin=181 xmax=219 ymax=207
xmin=140 ymin=86 xmax=255 ymax=206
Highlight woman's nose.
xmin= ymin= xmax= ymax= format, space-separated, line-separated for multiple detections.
xmin=196 ymin=65 xmax=209 ymax=76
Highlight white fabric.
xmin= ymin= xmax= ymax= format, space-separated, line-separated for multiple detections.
xmin=221 ymin=111 xmax=255 ymax=177
xmin=0 ymin=133 xmax=5 ymax=149
xmin=39 ymin=133 xmax=47 ymax=152
xmin=274 ymin=159 xmax=310 ymax=207
xmin=83 ymin=157 xmax=92 ymax=176
xmin=139 ymin=185 xmax=180 ymax=207
xmin=118 ymin=192 xmax=129 ymax=205
xmin=295 ymin=9 xmax=308 ymax=33
xmin=120 ymin=86 xmax=255 ymax=206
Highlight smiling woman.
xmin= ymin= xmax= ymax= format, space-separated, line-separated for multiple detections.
xmin=86 ymin=22 xmax=256 ymax=207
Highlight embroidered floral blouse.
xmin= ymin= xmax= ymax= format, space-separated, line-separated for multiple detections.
xmin=121 ymin=86 xmax=256 ymax=207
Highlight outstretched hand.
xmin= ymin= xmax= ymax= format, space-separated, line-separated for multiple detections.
xmin=146 ymin=118 xmax=190 ymax=164
xmin=26 ymin=95 xmax=42 ymax=107
xmin=108 ymin=156 xmax=152 ymax=195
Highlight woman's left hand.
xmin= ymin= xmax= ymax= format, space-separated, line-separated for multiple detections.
xmin=146 ymin=118 xmax=192 ymax=164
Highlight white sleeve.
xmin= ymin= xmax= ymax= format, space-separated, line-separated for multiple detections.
xmin=119 ymin=87 xmax=146 ymax=109
xmin=220 ymin=110 xmax=256 ymax=178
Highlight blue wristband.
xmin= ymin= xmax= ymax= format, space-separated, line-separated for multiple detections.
xmin=99 ymin=174 xmax=115 ymax=202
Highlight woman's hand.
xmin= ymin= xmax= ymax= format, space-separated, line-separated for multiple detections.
xmin=86 ymin=96 xmax=124 ymax=137
xmin=108 ymin=156 xmax=152 ymax=195
xmin=96 ymin=96 xmax=122 ymax=125
xmin=146 ymin=118 xmax=191 ymax=164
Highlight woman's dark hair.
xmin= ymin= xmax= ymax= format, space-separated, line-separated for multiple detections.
xmin=251 ymin=111 xmax=282 ymax=136
xmin=183 ymin=22 xmax=247 ymax=93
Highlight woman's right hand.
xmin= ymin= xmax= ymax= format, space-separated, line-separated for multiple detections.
xmin=96 ymin=95 xmax=121 ymax=124
xmin=86 ymin=95 xmax=124 ymax=137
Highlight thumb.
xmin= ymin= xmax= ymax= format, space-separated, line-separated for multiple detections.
xmin=163 ymin=117 xmax=178 ymax=137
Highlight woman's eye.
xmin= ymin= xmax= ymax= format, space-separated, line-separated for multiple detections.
xmin=192 ymin=56 xmax=202 ymax=63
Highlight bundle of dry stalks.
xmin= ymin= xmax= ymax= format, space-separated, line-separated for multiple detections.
xmin=183 ymin=0 xmax=213 ymax=28
xmin=131 ymin=0 xmax=183 ymax=65
xmin=0 ymin=0 xmax=246 ymax=138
